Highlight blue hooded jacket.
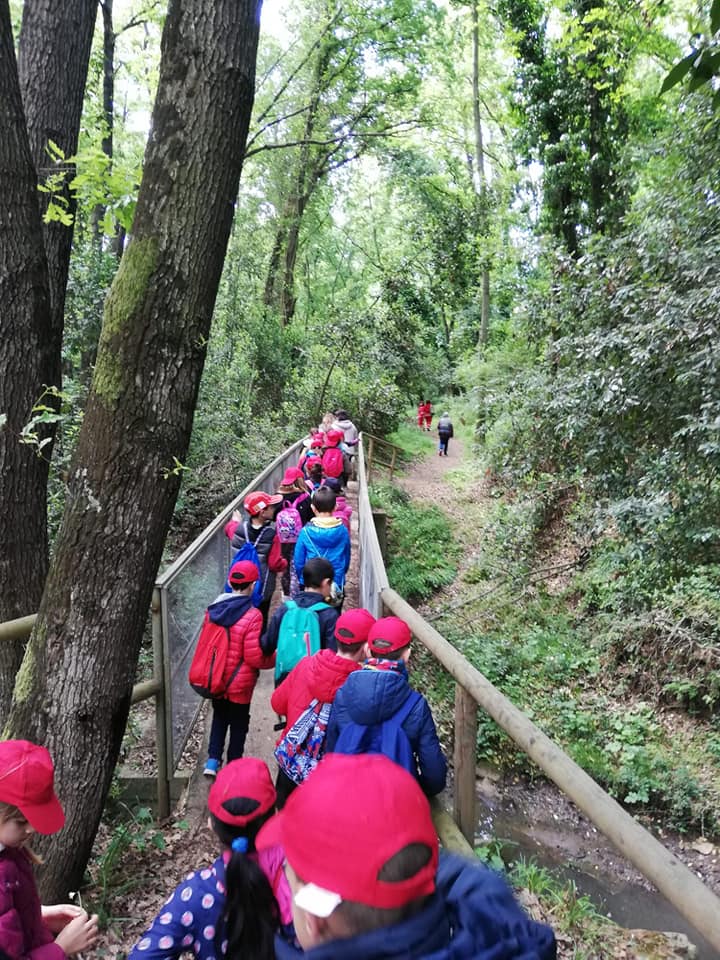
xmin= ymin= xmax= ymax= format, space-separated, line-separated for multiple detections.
xmin=207 ymin=593 xmax=255 ymax=627
xmin=274 ymin=851 xmax=556 ymax=960
xmin=325 ymin=662 xmax=447 ymax=796
xmin=294 ymin=519 xmax=351 ymax=590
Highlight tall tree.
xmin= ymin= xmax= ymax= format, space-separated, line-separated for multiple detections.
xmin=257 ymin=0 xmax=440 ymax=325
xmin=5 ymin=0 xmax=263 ymax=900
xmin=0 ymin=0 xmax=98 ymax=715
xmin=0 ymin=0 xmax=53 ymax=707
xmin=499 ymin=0 xmax=654 ymax=253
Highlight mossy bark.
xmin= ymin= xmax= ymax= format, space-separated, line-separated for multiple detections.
xmin=5 ymin=0 xmax=263 ymax=901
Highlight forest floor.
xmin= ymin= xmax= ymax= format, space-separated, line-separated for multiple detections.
xmin=86 ymin=435 xmax=715 ymax=958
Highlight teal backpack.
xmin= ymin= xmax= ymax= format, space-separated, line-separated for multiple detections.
xmin=274 ymin=600 xmax=328 ymax=682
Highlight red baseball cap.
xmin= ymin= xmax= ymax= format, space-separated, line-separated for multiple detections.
xmin=367 ymin=616 xmax=412 ymax=656
xmin=334 ymin=608 xmax=376 ymax=645
xmin=280 ymin=467 xmax=305 ymax=486
xmin=257 ymin=754 xmax=437 ymax=914
xmin=228 ymin=560 xmax=260 ymax=586
xmin=0 ymin=740 xmax=65 ymax=834
xmin=208 ymin=758 xmax=276 ymax=828
xmin=244 ymin=491 xmax=282 ymax=516
xmin=325 ymin=429 xmax=343 ymax=446
xmin=310 ymin=438 xmax=324 ymax=449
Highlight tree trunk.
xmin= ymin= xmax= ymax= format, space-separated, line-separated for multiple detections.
xmin=91 ymin=0 xmax=116 ymax=248
xmin=17 ymin=0 xmax=99 ymax=393
xmin=0 ymin=0 xmax=52 ymax=715
xmin=0 ymin=0 xmax=98 ymax=712
xmin=472 ymin=0 xmax=490 ymax=348
xmin=6 ymin=0 xmax=263 ymax=902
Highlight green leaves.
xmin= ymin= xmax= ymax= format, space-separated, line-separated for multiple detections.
xmin=661 ymin=0 xmax=720 ymax=106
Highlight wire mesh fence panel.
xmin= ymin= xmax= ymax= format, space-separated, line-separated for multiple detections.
xmin=357 ymin=437 xmax=388 ymax=617
xmin=157 ymin=441 xmax=305 ymax=775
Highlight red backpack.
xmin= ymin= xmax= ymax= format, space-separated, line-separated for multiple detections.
xmin=188 ymin=611 xmax=243 ymax=698
xmin=322 ymin=446 xmax=344 ymax=479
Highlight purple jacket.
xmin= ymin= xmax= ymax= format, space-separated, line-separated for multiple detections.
xmin=0 ymin=846 xmax=63 ymax=960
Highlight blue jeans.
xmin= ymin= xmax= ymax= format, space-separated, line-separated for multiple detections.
xmin=208 ymin=699 xmax=250 ymax=763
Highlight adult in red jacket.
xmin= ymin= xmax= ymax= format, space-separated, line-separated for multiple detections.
xmin=270 ymin=608 xmax=376 ymax=807
xmin=204 ymin=561 xmax=275 ymax=778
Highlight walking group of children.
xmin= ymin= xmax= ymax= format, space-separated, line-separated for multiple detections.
xmin=0 ymin=736 xmax=556 ymax=960
xmin=417 ymin=401 xmax=454 ymax=457
xmin=1 ymin=412 xmax=555 ymax=960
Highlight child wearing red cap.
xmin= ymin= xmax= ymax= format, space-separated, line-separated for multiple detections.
xmin=225 ymin=491 xmax=287 ymax=631
xmin=270 ymin=608 xmax=376 ymax=808
xmin=325 ymin=616 xmax=447 ymax=796
xmin=274 ymin=470 xmax=313 ymax=598
xmin=259 ymin=753 xmax=556 ymax=960
xmin=202 ymin=561 xmax=275 ymax=779
xmin=293 ymin=487 xmax=351 ymax=608
xmin=129 ymin=758 xmax=294 ymax=960
xmin=0 ymin=740 xmax=98 ymax=960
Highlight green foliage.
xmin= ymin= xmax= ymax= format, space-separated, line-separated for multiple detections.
xmin=661 ymin=0 xmax=720 ymax=108
xmin=85 ymin=805 xmax=169 ymax=924
xmin=371 ymin=481 xmax=459 ymax=599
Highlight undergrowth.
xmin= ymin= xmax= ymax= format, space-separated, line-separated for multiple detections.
xmin=370 ymin=481 xmax=459 ymax=600
xmin=389 ymin=448 xmax=720 ymax=837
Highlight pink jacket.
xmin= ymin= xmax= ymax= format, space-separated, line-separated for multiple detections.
xmin=0 ymin=847 xmax=64 ymax=960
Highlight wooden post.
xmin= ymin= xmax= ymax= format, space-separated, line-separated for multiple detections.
xmin=367 ymin=435 xmax=374 ymax=483
xmin=152 ymin=587 xmax=170 ymax=818
xmin=453 ymin=684 xmax=477 ymax=846
xmin=389 ymin=445 xmax=397 ymax=480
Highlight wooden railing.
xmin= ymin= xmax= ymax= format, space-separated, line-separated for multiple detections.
xmin=364 ymin=433 xmax=401 ymax=482
xmin=355 ymin=438 xmax=720 ymax=955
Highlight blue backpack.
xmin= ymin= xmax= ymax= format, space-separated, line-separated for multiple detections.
xmin=225 ymin=522 xmax=270 ymax=606
xmin=332 ymin=690 xmax=422 ymax=776
xmin=274 ymin=698 xmax=332 ymax=785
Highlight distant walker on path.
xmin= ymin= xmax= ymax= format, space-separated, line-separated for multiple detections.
xmin=437 ymin=412 xmax=453 ymax=456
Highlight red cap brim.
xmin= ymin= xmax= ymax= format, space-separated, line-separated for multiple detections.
xmin=22 ymin=793 xmax=65 ymax=834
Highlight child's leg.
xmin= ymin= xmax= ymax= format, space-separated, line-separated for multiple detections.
xmin=226 ymin=701 xmax=251 ymax=761
xmin=275 ymin=768 xmax=298 ymax=810
xmin=208 ymin=699 xmax=230 ymax=763
xmin=280 ymin=542 xmax=293 ymax=596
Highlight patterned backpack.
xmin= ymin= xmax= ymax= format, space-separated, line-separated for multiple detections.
xmin=274 ymin=698 xmax=332 ymax=785
xmin=276 ymin=496 xmax=306 ymax=544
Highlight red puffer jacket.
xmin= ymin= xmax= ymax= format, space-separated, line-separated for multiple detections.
xmin=206 ymin=594 xmax=275 ymax=703
xmin=271 ymin=648 xmax=360 ymax=740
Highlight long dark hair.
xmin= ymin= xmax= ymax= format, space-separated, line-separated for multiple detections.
xmin=210 ymin=803 xmax=279 ymax=959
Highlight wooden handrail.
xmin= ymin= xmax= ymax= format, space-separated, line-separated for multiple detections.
xmin=0 ymin=614 xmax=162 ymax=707
xmin=380 ymin=585 xmax=720 ymax=954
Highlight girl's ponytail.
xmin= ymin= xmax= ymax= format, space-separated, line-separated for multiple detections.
xmin=210 ymin=809 xmax=279 ymax=960
xmin=221 ymin=834 xmax=279 ymax=958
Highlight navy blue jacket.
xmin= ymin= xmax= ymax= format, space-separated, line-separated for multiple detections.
xmin=274 ymin=852 xmax=556 ymax=960
xmin=325 ymin=663 xmax=447 ymax=796
xmin=261 ymin=591 xmax=340 ymax=656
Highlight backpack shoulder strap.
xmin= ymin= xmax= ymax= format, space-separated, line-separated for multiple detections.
xmin=308 ymin=601 xmax=329 ymax=613
xmin=391 ymin=690 xmax=422 ymax=727
xmin=221 ymin=626 xmax=244 ymax=694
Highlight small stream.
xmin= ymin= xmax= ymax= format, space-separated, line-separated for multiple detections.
xmin=475 ymin=782 xmax=715 ymax=959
